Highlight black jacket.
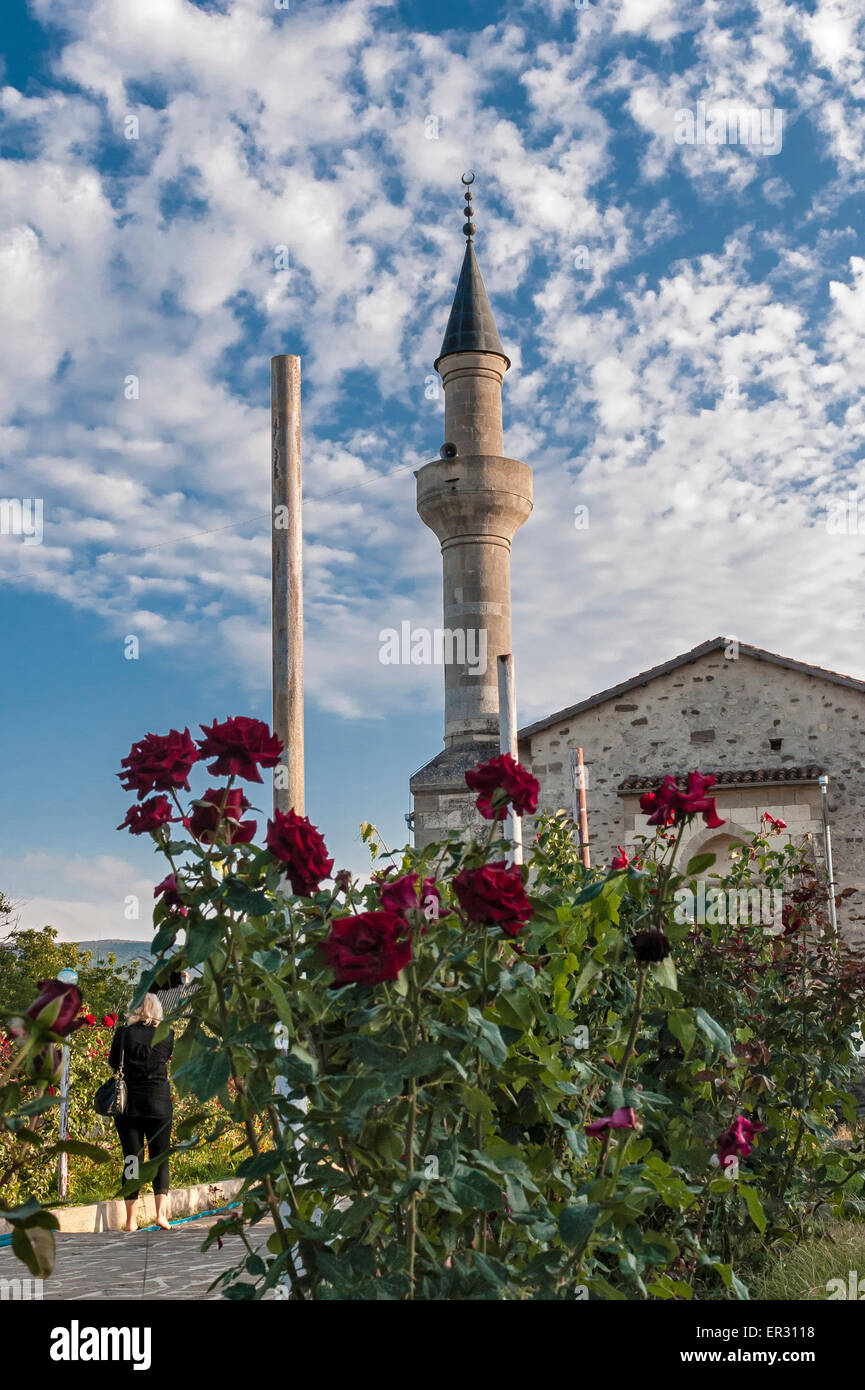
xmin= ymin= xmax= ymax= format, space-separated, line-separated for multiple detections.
xmin=109 ymin=1023 xmax=174 ymax=1119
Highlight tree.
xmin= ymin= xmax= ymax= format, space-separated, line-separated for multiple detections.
xmin=0 ymin=924 xmax=138 ymax=1021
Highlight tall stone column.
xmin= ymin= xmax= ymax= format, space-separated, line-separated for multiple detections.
xmin=410 ymin=180 xmax=532 ymax=847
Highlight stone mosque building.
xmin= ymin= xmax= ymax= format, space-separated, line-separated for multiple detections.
xmin=409 ymin=181 xmax=865 ymax=940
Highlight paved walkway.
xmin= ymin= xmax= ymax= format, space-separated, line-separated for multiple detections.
xmin=0 ymin=1213 xmax=276 ymax=1301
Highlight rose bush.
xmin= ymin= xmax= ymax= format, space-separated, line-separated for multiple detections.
xmin=99 ymin=724 xmax=865 ymax=1299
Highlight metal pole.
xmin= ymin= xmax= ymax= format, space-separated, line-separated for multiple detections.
xmin=576 ymin=747 xmax=590 ymax=869
xmin=497 ymin=654 xmax=523 ymax=865
xmin=818 ymin=775 xmax=838 ymax=936
xmin=57 ymin=1044 xmax=71 ymax=1199
xmin=271 ymin=355 xmax=305 ymax=815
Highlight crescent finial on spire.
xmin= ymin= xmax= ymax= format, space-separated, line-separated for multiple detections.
xmin=461 ymin=171 xmax=476 ymax=242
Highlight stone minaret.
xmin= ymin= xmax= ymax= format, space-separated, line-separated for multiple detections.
xmin=410 ymin=177 xmax=533 ymax=847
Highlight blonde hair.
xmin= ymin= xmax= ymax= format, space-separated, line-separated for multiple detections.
xmin=127 ymin=992 xmax=164 ymax=1027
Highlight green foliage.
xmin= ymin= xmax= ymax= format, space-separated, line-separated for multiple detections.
xmin=112 ymin=779 xmax=865 ymax=1300
xmin=7 ymin=786 xmax=864 ymax=1299
xmin=0 ymin=924 xmax=138 ymax=1021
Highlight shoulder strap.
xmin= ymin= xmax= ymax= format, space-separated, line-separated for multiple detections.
xmin=116 ymin=1025 xmax=127 ymax=1075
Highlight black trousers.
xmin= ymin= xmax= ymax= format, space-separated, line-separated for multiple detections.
xmin=115 ymin=1113 xmax=172 ymax=1198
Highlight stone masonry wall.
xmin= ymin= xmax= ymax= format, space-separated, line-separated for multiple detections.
xmin=521 ymin=650 xmax=865 ymax=941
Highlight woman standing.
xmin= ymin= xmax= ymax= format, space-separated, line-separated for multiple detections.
xmin=109 ymin=991 xmax=174 ymax=1232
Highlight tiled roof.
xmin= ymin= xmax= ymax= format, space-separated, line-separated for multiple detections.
xmin=518 ymin=638 xmax=865 ymax=741
xmin=618 ymin=766 xmax=825 ymax=794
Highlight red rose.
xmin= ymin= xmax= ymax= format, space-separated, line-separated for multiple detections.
xmin=453 ymin=863 xmax=533 ymax=937
xmin=25 ymin=979 xmax=87 ymax=1037
xmin=117 ymin=795 xmax=175 ymax=835
xmin=465 ymin=753 xmax=539 ymax=821
xmin=118 ymin=727 xmax=199 ymax=799
xmin=678 ymin=771 xmax=724 ymax=828
xmin=585 ymin=1106 xmax=639 ymax=1137
xmin=197 ymin=716 xmax=282 ymax=784
xmin=266 ymin=808 xmax=333 ymax=896
xmin=379 ymin=872 xmax=446 ymax=920
xmin=610 ymin=845 xmax=629 ymax=871
xmin=154 ymin=872 xmax=187 ymax=914
xmin=640 ymin=771 xmax=724 ymax=830
xmin=321 ymin=910 xmax=411 ymax=986
xmin=83 ymin=1013 xmax=96 ymax=1027
xmin=715 ymin=1113 xmax=765 ymax=1169
xmin=103 ymin=1014 xmax=118 ymax=1028
xmin=186 ymin=788 xmax=257 ymax=846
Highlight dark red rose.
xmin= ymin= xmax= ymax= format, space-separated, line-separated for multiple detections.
xmin=103 ymin=1014 xmax=118 ymax=1028
xmin=640 ymin=771 xmax=724 ymax=829
xmin=640 ymin=775 xmax=683 ymax=826
xmin=197 ymin=716 xmax=282 ymax=784
xmin=678 ymin=771 xmax=724 ymax=828
xmin=266 ymin=808 xmax=333 ymax=896
xmin=632 ymin=928 xmax=671 ymax=963
xmin=610 ymin=845 xmax=630 ymax=871
xmin=117 ymin=795 xmax=175 ymax=835
xmin=321 ymin=910 xmax=411 ymax=986
xmin=186 ymin=788 xmax=257 ymax=846
xmin=154 ymin=873 xmax=188 ymax=916
xmin=453 ymin=863 xmax=533 ymax=937
xmin=585 ymin=1106 xmax=640 ymax=1137
xmin=83 ymin=1013 xmax=96 ymax=1027
xmin=715 ymin=1114 xmax=766 ymax=1169
xmin=465 ymin=753 xmax=540 ymax=821
xmin=25 ymin=979 xmax=87 ymax=1037
xmin=379 ymin=872 xmax=446 ymax=921
xmin=118 ymin=727 xmax=199 ymax=799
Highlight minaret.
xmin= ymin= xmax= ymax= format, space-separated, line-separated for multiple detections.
xmin=410 ymin=175 xmax=533 ymax=847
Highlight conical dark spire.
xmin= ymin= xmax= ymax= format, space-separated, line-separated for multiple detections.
xmin=435 ymin=241 xmax=510 ymax=370
xmin=434 ymin=175 xmax=510 ymax=371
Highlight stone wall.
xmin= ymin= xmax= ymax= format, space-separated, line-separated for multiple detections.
xmin=520 ymin=648 xmax=865 ymax=940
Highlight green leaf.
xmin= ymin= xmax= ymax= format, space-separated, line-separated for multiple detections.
xmin=572 ymin=955 xmax=603 ymax=999
xmin=558 ymin=1202 xmax=600 ymax=1249
xmin=694 ymin=1007 xmax=733 ymax=1056
xmin=686 ymin=853 xmax=716 ymax=875
xmin=185 ymin=919 xmax=224 ymax=967
xmin=450 ymin=1168 xmax=504 ymax=1212
xmin=49 ymin=1140 xmax=112 ymax=1163
xmin=400 ymin=1043 xmax=447 ymax=1078
xmin=465 ymin=1008 xmax=507 ymax=1067
xmin=651 ymin=956 xmax=678 ymax=991
xmin=222 ymin=882 xmax=272 ymax=916
xmin=237 ymin=1150 xmax=283 ymax=1179
xmin=173 ymin=1045 xmax=230 ymax=1101
xmin=573 ymin=881 xmax=605 ymax=904
xmin=152 ymin=924 xmax=179 ymax=956
xmin=668 ymin=1008 xmax=696 ymax=1056
xmin=740 ymin=1186 xmax=767 ymax=1234
xmin=12 ymin=1223 xmax=55 ymax=1279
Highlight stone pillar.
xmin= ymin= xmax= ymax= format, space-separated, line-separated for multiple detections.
xmin=411 ymin=358 xmax=532 ymax=847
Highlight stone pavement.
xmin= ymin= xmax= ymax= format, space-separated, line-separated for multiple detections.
xmin=0 ymin=1213 xmax=276 ymax=1301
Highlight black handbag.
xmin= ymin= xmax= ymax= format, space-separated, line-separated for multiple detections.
xmin=94 ymin=1027 xmax=128 ymax=1116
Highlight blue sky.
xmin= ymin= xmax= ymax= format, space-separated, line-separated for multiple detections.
xmin=1 ymin=0 xmax=864 ymax=940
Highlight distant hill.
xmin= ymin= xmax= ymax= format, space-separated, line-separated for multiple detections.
xmin=76 ymin=940 xmax=152 ymax=975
